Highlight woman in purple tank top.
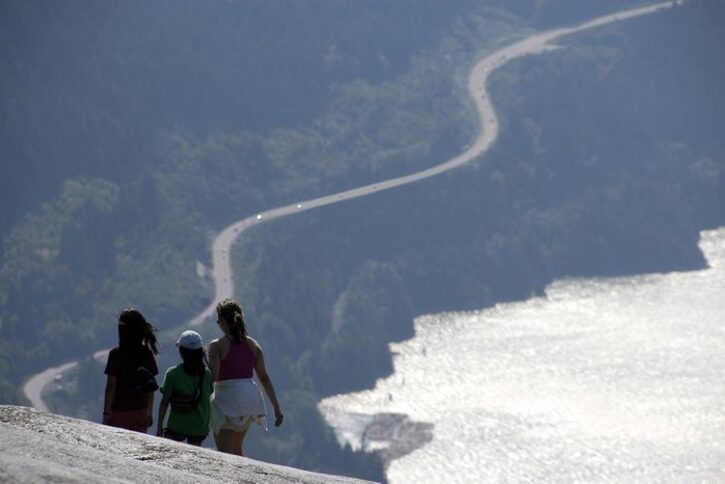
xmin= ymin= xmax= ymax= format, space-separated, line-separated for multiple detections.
xmin=208 ymin=298 xmax=283 ymax=456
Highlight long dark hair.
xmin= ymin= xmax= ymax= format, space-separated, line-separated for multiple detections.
xmin=118 ymin=308 xmax=158 ymax=355
xmin=179 ymin=347 xmax=207 ymax=376
xmin=216 ymin=298 xmax=247 ymax=344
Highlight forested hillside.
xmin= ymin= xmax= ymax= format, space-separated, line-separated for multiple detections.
xmin=1 ymin=0 xmax=722 ymax=480
xmin=215 ymin=0 xmax=725 ymax=469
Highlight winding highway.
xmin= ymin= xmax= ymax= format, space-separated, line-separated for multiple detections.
xmin=23 ymin=1 xmax=682 ymax=412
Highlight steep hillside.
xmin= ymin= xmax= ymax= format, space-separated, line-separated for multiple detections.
xmin=0 ymin=406 xmax=374 ymax=483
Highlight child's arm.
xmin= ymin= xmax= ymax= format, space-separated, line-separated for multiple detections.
xmin=156 ymin=394 xmax=170 ymax=437
xmin=102 ymin=376 xmax=117 ymax=424
xmin=146 ymin=391 xmax=155 ymax=429
xmin=208 ymin=340 xmax=221 ymax=381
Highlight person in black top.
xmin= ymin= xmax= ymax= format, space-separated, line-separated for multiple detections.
xmin=103 ymin=308 xmax=159 ymax=432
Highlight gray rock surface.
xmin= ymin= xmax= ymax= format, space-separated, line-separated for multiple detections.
xmin=0 ymin=406 xmax=375 ymax=483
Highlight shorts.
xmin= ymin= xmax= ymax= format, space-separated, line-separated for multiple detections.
xmin=108 ymin=408 xmax=150 ymax=433
xmin=216 ymin=415 xmax=255 ymax=433
xmin=209 ymin=379 xmax=268 ymax=434
xmin=163 ymin=428 xmax=207 ymax=446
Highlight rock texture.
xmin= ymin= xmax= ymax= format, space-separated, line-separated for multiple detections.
xmin=0 ymin=406 xmax=375 ymax=483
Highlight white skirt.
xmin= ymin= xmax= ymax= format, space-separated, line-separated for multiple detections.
xmin=210 ymin=378 xmax=268 ymax=434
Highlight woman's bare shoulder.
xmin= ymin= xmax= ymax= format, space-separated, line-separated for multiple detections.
xmin=245 ymin=336 xmax=263 ymax=356
xmin=208 ymin=337 xmax=227 ymax=350
xmin=245 ymin=335 xmax=261 ymax=347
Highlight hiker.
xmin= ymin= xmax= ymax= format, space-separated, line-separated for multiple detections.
xmin=103 ymin=308 xmax=159 ymax=432
xmin=208 ymin=298 xmax=283 ymax=456
xmin=156 ymin=330 xmax=213 ymax=446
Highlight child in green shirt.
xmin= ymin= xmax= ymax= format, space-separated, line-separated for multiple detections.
xmin=156 ymin=330 xmax=213 ymax=445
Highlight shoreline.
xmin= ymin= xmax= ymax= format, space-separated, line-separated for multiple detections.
xmin=317 ymin=0 xmax=685 ymax=471
xmin=319 ymin=227 xmax=725 ymax=481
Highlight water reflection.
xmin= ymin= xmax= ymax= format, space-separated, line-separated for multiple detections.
xmin=320 ymin=228 xmax=725 ymax=482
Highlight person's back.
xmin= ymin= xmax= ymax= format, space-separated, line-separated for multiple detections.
xmin=208 ymin=298 xmax=283 ymax=456
xmin=159 ymin=364 xmax=213 ymax=444
xmin=106 ymin=345 xmax=157 ymax=411
xmin=157 ymin=330 xmax=212 ymax=446
xmin=103 ymin=308 xmax=159 ymax=433
xmin=217 ymin=338 xmax=256 ymax=381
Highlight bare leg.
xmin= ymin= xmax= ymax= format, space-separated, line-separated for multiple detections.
xmin=214 ymin=429 xmax=234 ymax=454
xmin=231 ymin=429 xmax=248 ymax=456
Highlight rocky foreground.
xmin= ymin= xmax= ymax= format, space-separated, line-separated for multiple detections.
xmin=0 ymin=406 xmax=375 ymax=483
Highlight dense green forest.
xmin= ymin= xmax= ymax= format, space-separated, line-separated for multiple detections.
xmin=1 ymin=0 xmax=723 ymax=480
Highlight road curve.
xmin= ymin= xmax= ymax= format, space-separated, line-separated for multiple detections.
xmin=23 ymin=1 xmax=681 ymax=411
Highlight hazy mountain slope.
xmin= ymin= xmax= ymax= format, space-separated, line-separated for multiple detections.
xmin=2 ymin=0 xmax=721 ymax=480
xmin=226 ymin=0 xmax=724 ymax=420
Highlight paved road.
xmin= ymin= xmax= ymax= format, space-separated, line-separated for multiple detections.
xmin=23 ymin=0 xmax=682 ymax=412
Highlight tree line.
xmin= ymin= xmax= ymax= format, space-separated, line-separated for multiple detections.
xmin=1 ymin=0 xmax=723 ymax=480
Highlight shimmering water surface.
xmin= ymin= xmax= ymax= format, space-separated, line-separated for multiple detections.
xmin=320 ymin=228 xmax=725 ymax=483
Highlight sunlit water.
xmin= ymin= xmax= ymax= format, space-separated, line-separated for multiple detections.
xmin=320 ymin=228 xmax=725 ymax=482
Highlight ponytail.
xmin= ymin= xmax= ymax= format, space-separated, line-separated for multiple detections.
xmin=216 ymin=298 xmax=248 ymax=343
xmin=230 ymin=312 xmax=248 ymax=343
